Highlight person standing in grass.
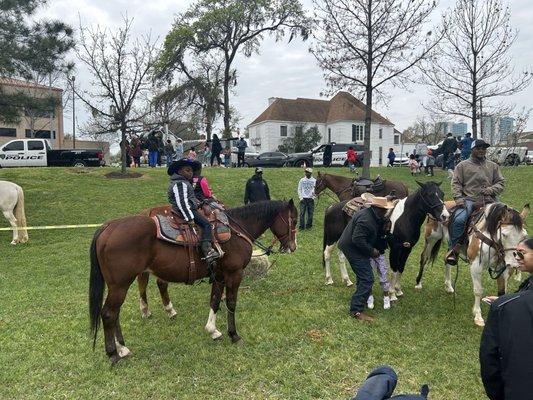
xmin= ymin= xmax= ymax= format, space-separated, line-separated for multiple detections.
xmin=366 ymin=223 xmax=391 ymax=311
xmin=297 ymin=167 xmax=316 ymax=230
xmin=346 ymin=146 xmax=357 ymax=172
xmin=244 ymin=167 xmax=270 ymax=204
xmin=338 ymin=197 xmax=395 ymax=322
xmin=164 ymin=139 xmax=174 ymax=166
xmin=222 ymin=146 xmax=231 ymax=167
xmin=175 ymin=138 xmax=184 ymax=160
xmin=425 ymin=149 xmax=435 ymax=176
xmin=387 ymin=148 xmax=395 ymax=167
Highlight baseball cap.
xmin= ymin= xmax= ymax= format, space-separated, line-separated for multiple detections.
xmin=255 ymin=167 xmax=263 ymax=173
xmin=471 ymin=139 xmax=490 ymax=149
xmin=305 ymin=167 xmax=313 ymax=173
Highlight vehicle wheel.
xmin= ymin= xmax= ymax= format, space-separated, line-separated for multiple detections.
xmin=72 ymin=160 xmax=87 ymax=167
xmin=294 ymin=159 xmax=308 ymax=168
xmin=504 ymin=154 xmax=520 ymax=166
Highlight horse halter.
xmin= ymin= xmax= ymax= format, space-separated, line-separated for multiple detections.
xmin=273 ymin=210 xmax=296 ymax=251
xmin=419 ymin=191 xmax=445 ymax=220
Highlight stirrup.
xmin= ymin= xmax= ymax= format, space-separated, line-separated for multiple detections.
xmin=202 ymin=249 xmax=220 ymax=262
xmin=445 ymin=249 xmax=458 ymax=266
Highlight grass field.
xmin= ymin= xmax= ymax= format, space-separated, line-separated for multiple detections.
xmin=0 ymin=165 xmax=531 ymax=399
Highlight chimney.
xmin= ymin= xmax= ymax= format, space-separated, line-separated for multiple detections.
xmin=268 ymin=97 xmax=278 ymax=106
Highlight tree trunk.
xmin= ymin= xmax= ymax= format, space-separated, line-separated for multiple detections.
xmin=120 ymin=125 xmax=127 ymax=174
xmin=362 ymin=1 xmax=373 ymax=179
xmin=223 ymin=64 xmax=231 ymax=139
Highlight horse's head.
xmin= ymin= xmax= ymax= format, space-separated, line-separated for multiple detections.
xmin=416 ymin=180 xmax=448 ymax=222
xmin=314 ymin=172 xmax=327 ymax=196
xmin=271 ymin=199 xmax=298 ymax=253
xmin=484 ymin=203 xmax=529 ymax=269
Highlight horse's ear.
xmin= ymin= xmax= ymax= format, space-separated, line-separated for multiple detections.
xmin=288 ymin=198 xmax=294 ymax=207
xmin=416 ymin=180 xmax=424 ymax=188
xmin=317 ymin=171 xmax=322 ymax=177
xmin=520 ymin=203 xmax=530 ymax=220
xmin=436 ymin=181 xmax=443 ymax=187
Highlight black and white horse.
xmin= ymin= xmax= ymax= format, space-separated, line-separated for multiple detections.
xmin=322 ymin=181 xmax=448 ymax=296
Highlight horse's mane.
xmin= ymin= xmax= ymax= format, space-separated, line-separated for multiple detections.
xmin=485 ymin=203 xmax=523 ymax=237
xmin=227 ymin=200 xmax=286 ymax=220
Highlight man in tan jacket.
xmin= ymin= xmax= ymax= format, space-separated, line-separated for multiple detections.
xmin=446 ymin=139 xmax=505 ymax=265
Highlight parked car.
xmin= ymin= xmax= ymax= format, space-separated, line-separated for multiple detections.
xmin=487 ymin=146 xmax=528 ymax=166
xmin=287 ymin=143 xmax=365 ymax=167
xmin=242 ymin=151 xmax=290 ymax=168
xmin=525 ymin=150 xmax=533 ymax=165
xmin=231 ymin=147 xmax=259 ymax=166
xmin=0 ymin=138 xmax=104 ymax=168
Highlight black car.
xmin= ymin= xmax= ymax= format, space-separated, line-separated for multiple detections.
xmin=242 ymin=151 xmax=290 ymax=168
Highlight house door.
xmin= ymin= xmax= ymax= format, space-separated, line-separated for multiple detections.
xmin=379 ymin=146 xmax=383 ymax=166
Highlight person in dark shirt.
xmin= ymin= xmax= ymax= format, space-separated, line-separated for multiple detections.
xmin=244 ymin=167 xmax=271 ymax=204
xmin=338 ymin=196 xmax=395 ymax=322
xmin=480 ymin=237 xmax=533 ymax=400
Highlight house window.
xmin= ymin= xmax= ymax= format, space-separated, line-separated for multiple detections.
xmin=25 ymin=129 xmax=55 ymax=139
xmin=328 ymin=128 xmax=331 ymax=142
xmin=0 ymin=127 xmax=17 ymax=137
xmin=379 ymin=128 xmax=383 ymax=139
xmin=295 ymin=126 xmax=303 ymax=136
xmin=280 ymin=125 xmax=287 ymax=137
xmin=394 ymin=135 xmax=400 ymax=145
xmin=352 ymin=125 xmax=364 ymax=142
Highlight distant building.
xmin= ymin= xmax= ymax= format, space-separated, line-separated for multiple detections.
xmin=247 ymin=91 xmax=395 ymax=166
xmin=481 ymin=115 xmax=515 ymax=144
xmin=481 ymin=115 xmax=497 ymax=144
xmin=452 ymin=122 xmax=468 ymax=136
xmin=436 ymin=121 xmax=453 ymax=136
xmin=0 ymin=77 xmax=64 ymax=148
xmin=498 ymin=117 xmax=515 ymax=141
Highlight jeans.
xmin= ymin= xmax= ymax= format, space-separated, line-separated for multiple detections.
xmin=148 ymin=151 xmax=158 ymax=167
xmin=237 ymin=152 xmax=245 ymax=167
xmin=224 ymin=156 xmax=230 ymax=167
xmin=449 ymin=200 xmax=474 ymax=249
xmin=192 ymin=210 xmax=212 ymax=243
xmin=444 ymin=154 xmax=455 ymax=170
xmin=348 ymin=258 xmax=374 ymax=313
xmin=299 ymin=198 xmax=315 ymax=229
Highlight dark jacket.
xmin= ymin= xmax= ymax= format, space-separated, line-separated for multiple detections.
xmin=168 ymin=173 xmax=200 ymax=221
xmin=146 ymin=134 xmax=159 ymax=152
xmin=338 ymin=207 xmax=383 ymax=260
xmin=441 ymin=137 xmax=458 ymax=155
xmin=244 ymin=174 xmax=270 ymax=204
xmin=212 ymin=137 xmax=222 ymax=155
xmin=236 ymin=139 xmax=247 ymax=153
xmin=480 ymin=276 xmax=533 ymax=400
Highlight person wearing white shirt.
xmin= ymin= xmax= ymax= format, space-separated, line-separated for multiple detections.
xmin=297 ymin=167 xmax=316 ymax=230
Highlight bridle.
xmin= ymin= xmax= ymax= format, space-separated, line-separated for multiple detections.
xmin=419 ymin=190 xmax=445 ymax=221
xmin=272 ymin=210 xmax=296 ymax=251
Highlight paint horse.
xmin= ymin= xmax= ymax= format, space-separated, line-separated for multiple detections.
xmin=89 ymin=200 xmax=298 ymax=364
xmin=314 ymin=172 xmax=409 ymax=202
xmin=322 ymin=181 xmax=447 ymax=294
xmin=416 ymin=202 xmax=529 ymax=326
xmin=0 ymin=180 xmax=28 ymax=244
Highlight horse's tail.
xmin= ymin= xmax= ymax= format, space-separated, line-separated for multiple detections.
xmin=89 ymin=225 xmax=106 ymax=350
xmin=14 ymin=185 xmax=28 ymax=241
xmin=429 ymin=238 xmax=442 ymax=265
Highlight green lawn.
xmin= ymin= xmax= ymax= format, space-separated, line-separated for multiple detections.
xmin=0 ymin=165 xmax=531 ymax=399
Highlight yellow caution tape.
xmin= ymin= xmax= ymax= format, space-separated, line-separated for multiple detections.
xmin=0 ymin=223 xmax=102 ymax=231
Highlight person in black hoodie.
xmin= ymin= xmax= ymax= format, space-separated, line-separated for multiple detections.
xmin=244 ymin=167 xmax=271 ymax=204
xmin=210 ymin=134 xmax=223 ymax=166
xmin=167 ymin=159 xmax=220 ymax=264
xmin=338 ymin=197 xmax=395 ymax=322
xmin=480 ymin=237 xmax=533 ymax=400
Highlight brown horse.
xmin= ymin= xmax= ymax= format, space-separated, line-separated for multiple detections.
xmin=89 ymin=200 xmax=298 ymax=364
xmin=314 ymin=172 xmax=408 ymax=201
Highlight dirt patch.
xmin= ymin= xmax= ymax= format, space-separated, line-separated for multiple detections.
xmin=104 ymin=171 xmax=144 ymax=179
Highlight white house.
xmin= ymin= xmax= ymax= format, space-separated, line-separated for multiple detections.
xmin=247 ymin=91 xmax=398 ymax=166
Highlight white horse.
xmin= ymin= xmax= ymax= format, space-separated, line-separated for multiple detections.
xmin=416 ymin=202 xmax=529 ymax=326
xmin=0 ymin=180 xmax=29 ymax=244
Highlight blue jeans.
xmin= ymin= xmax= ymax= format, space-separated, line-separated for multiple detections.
xmin=449 ymin=200 xmax=474 ymax=249
xmin=148 ymin=151 xmax=158 ymax=167
xmin=192 ymin=210 xmax=212 ymax=243
xmin=348 ymin=258 xmax=374 ymax=313
xmin=299 ymin=199 xmax=315 ymax=229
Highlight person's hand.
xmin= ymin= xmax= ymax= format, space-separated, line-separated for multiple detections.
xmin=371 ymin=248 xmax=380 ymax=258
xmin=481 ymin=187 xmax=493 ymax=196
xmin=403 ymin=242 xmax=411 ymax=248
xmin=455 ymin=198 xmax=465 ymax=207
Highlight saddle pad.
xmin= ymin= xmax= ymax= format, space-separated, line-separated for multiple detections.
xmin=153 ymin=214 xmax=231 ymax=245
xmin=342 ymin=197 xmax=367 ymax=217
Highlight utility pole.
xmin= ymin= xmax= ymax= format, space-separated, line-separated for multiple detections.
xmin=71 ymin=76 xmax=76 ymax=149
xmin=479 ymin=97 xmax=483 ymax=141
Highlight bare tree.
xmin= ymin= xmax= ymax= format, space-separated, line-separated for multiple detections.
xmin=76 ymin=17 xmax=158 ymax=173
xmin=311 ymin=0 xmax=438 ymax=178
xmin=422 ymin=0 xmax=532 ymax=139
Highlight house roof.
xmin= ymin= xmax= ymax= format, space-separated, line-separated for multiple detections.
xmin=0 ymin=76 xmax=63 ymax=92
xmin=249 ymin=91 xmax=393 ymax=126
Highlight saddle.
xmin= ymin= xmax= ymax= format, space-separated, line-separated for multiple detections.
xmin=152 ymin=203 xmax=231 ymax=246
xmin=342 ymin=193 xmax=375 ymax=217
xmin=448 ymin=202 xmax=485 ymax=248
xmin=351 ymin=175 xmax=385 ymax=195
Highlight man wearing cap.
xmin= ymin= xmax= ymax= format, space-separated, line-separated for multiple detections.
xmin=446 ymin=139 xmax=505 ymax=265
xmin=297 ymin=167 xmax=316 ymax=230
xmin=244 ymin=167 xmax=271 ymax=204
xmin=338 ymin=196 xmax=395 ymax=322
xmin=167 ymin=159 xmax=220 ymax=264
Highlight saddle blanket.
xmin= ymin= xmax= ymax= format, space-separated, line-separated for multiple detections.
xmin=153 ymin=212 xmax=231 ymax=245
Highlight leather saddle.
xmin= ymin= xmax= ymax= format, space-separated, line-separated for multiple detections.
xmin=152 ymin=203 xmax=231 ymax=246
xmin=351 ymin=175 xmax=385 ymax=194
xmin=342 ymin=193 xmax=375 ymax=217
xmin=448 ymin=203 xmax=485 ymax=246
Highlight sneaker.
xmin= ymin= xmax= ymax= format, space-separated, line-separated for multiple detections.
xmin=367 ymin=295 xmax=375 ymax=310
xmin=383 ymin=296 xmax=391 ymax=310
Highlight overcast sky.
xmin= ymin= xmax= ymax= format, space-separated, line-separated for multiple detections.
xmin=41 ymin=0 xmax=533 ymax=137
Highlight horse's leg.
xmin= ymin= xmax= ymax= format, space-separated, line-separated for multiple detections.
xmin=157 ymin=278 xmax=177 ymax=318
xmin=225 ymin=270 xmax=244 ymax=344
xmin=205 ymin=278 xmax=225 ymax=340
xmin=338 ymin=250 xmax=353 ymax=287
xmin=101 ymin=286 xmax=129 ymax=364
xmin=114 ymin=315 xmax=132 ymax=358
xmin=3 ymin=210 xmax=19 ymax=245
xmin=444 ymin=264 xmax=455 ymax=293
xmin=324 ymin=244 xmax=335 ymax=285
xmin=137 ymin=272 xmax=151 ymax=318
xmin=389 ymin=271 xmax=398 ymax=301
xmin=416 ymin=233 xmax=441 ymax=290
xmin=470 ymin=259 xmax=485 ymax=327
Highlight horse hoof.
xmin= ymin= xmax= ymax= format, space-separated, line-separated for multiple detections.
xmin=168 ymin=309 xmax=178 ymax=319
xmin=10 ymin=240 xmax=18 ymax=245
xmin=395 ymin=290 xmax=404 ymax=297
xmin=445 ymin=286 xmax=455 ymax=294
xmin=390 ymin=295 xmax=398 ymax=302
xmin=141 ymin=310 xmax=152 ymax=319
xmin=414 ymin=284 xmax=422 ymax=290
xmin=118 ymin=346 xmax=132 ymax=358
xmin=231 ymin=337 xmax=243 ymax=346
xmin=109 ymin=354 xmax=124 ymax=365
xmin=211 ymin=331 xmax=223 ymax=340
xmin=345 ymin=280 xmax=354 ymax=287
xmin=325 ymin=279 xmax=334 ymax=286
xmin=474 ymin=319 xmax=485 ymax=327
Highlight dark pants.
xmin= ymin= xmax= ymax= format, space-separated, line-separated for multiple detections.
xmin=237 ymin=152 xmax=245 ymax=167
xmin=444 ymin=153 xmax=455 ymax=170
xmin=210 ymin=152 xmax=222 ymax=166
xmin=299 ymin=198 xmax=314 ymax=229
xmin=340 ymin=251 xmax=374 ymax=313
xmin=192 ymin=210 xmax=212 ymax=243
xmin=424 ymin=165 xmax=434 ymax=176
